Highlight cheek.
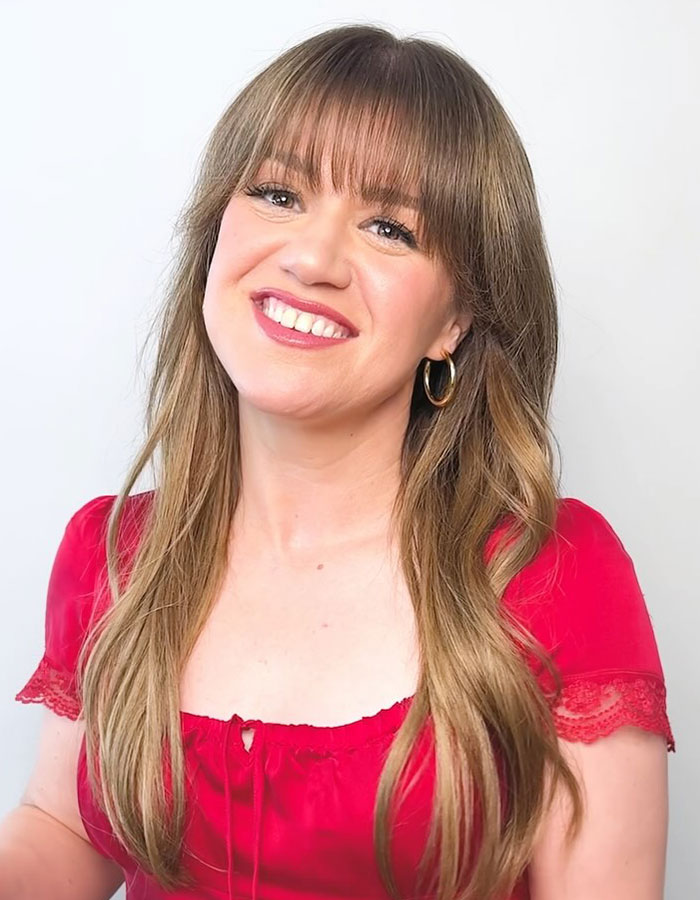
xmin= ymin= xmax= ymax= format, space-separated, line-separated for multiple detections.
xmin=202 ymin=212 xmax=257 ymax=347
xmin=205 ymin=207 xmax=267 ymax=293
xmin=363 ymin=266 xmax=446 ymax=351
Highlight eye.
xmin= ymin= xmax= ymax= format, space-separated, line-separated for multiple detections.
xmin=243 ymin=182 xmax=418 ymax=249
xmin=244 ymin=182 xmax=299 ymax=210
xmin=368 ymin=217 xmax=417 ymax=249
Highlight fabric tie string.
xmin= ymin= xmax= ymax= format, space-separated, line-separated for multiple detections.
xmin=222 ymin=716 xmax=265 ymax=899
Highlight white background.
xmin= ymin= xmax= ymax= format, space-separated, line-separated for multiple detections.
xmin=1 ymin=2 xmax=697 ymax=897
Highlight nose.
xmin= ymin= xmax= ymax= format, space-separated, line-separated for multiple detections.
xmin=276 ymin=201 xmax=352 ymax=290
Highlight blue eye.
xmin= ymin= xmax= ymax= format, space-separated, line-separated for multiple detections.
xmin=243 ymin=182 xmax=418 ymax=249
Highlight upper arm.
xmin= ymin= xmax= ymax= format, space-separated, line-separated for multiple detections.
xmin=528 ymin=726 xmax=669 ymax=900
xmin=12 ymin=495 xmax=126 ymax=893
xmin=497 ymin=499 xmax=675 ymax=898
xmin=14 ymin=496 xmax=113 ymax=839
xmin=19 ymin=707 xmax=125 ymax=896
xmin=20 ymin=708 xmax=90 ymax=842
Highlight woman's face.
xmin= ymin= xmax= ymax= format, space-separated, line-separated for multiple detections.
xmin=202 ymin=151 xmax=471 ymax=423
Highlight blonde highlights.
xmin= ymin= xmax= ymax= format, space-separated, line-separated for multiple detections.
xmin=77 ymin=24 xmax=582 ymax=899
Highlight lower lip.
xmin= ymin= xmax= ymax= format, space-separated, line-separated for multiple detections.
xmin=251 ymin=299 xmax=354 ymax=349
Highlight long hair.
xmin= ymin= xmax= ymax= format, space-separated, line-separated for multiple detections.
xmin=77 ymin=23 xmax=583 ymax=900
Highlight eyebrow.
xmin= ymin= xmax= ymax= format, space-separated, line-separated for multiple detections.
xmin=266 ymin=150 xmax=420 ymax=212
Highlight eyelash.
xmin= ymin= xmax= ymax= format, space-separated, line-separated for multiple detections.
xmin=243 ymin=182 xmax=418 ymax=249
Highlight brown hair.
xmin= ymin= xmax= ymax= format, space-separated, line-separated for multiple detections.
xmin=78 ymin=23 xmax=583 ymax=900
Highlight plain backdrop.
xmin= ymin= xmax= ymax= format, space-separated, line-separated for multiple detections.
xmin=1 ymin=2 xmax=697 ymax=897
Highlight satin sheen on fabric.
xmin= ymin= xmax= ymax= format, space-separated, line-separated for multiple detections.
xmin=15 ymin=492 xmax=675 ymax=899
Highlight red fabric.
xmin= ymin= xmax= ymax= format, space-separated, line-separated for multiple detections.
xmin=15 ymin=492 xmax=675 ymax=900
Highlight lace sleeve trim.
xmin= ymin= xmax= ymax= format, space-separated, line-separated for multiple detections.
xmin=14 ymin=655 xmax=82 ymax=721
xmin=16 ymin=659 xmax=676 ymax=751
xmin=546 ymin=672 xmax=675 ymax=752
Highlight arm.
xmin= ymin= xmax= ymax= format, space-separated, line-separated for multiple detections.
xmin=0 ymin=708 xmax=125 ymax=900
xmin=528 ymin=725 xmax=669 ymax=900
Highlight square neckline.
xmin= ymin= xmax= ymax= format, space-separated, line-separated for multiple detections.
xmin=179 ymin=693 xmax=416 ymax=750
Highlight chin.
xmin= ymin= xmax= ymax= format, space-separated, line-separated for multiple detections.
xmin=234 ymin=379 xmax=331 ymax=420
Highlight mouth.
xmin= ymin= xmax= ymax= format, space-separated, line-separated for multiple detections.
xmin=250 ymin=288 xmax=359 ymax=338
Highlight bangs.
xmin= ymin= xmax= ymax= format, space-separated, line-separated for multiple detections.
xmin=235 ymin=54 xmax=465 ymax=263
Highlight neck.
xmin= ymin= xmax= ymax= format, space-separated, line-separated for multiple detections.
xmin=232 ymin=397 xmax=408 ymax=564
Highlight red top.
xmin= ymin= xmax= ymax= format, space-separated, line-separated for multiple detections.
xmin=15 ymin=492 xmax=675 ymax=900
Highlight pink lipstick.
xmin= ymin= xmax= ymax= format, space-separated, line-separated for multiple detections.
xmin=250 ymin=289 xmax=358 ymax=349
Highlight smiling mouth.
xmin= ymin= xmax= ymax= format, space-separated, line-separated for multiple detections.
xmin=254 ymin=295 xmax=352 ymax=339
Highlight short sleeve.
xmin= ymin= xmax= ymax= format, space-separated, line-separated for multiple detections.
xmin=501 ymin=497 xmax=676 ymax=752
xmin=14 ymin=494 xmax=117 ymax=721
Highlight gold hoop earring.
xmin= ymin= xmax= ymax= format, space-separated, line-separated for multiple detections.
xmin=422 ymin=349 xmax=456 ymax=407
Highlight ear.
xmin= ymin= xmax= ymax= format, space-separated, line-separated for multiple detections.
xmin=425 ymin=309 xmax=473 ymax=361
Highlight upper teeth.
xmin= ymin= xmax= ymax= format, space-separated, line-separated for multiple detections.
xmin=260 ymin=296 xmax=351 ymax=339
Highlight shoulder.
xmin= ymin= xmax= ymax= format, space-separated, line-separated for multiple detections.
xmin=498 ymin=497 xmax=674 ymax=750
xmin=517 ymin=495 xmax=636 ymax=579
xmin=502 ymin=495 xmax=645 ymax=614
xmin=553 ymin=495 xmax=634 ymax=562
xmin=37 ymin=489 xmax=154 ymax=660
xmin=14 ymin=490 xmax=156 ymax=720
xmin=56 ymin=491 xmax=153 ymax=592
xmin=66 ymin=489 xmax=153 ymax=543
xmin=501 ymin=496 xmax=664 ymax=681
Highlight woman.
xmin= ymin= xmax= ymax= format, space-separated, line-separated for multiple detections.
xmin=7 ymin=23 xmax=674 ymax=900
